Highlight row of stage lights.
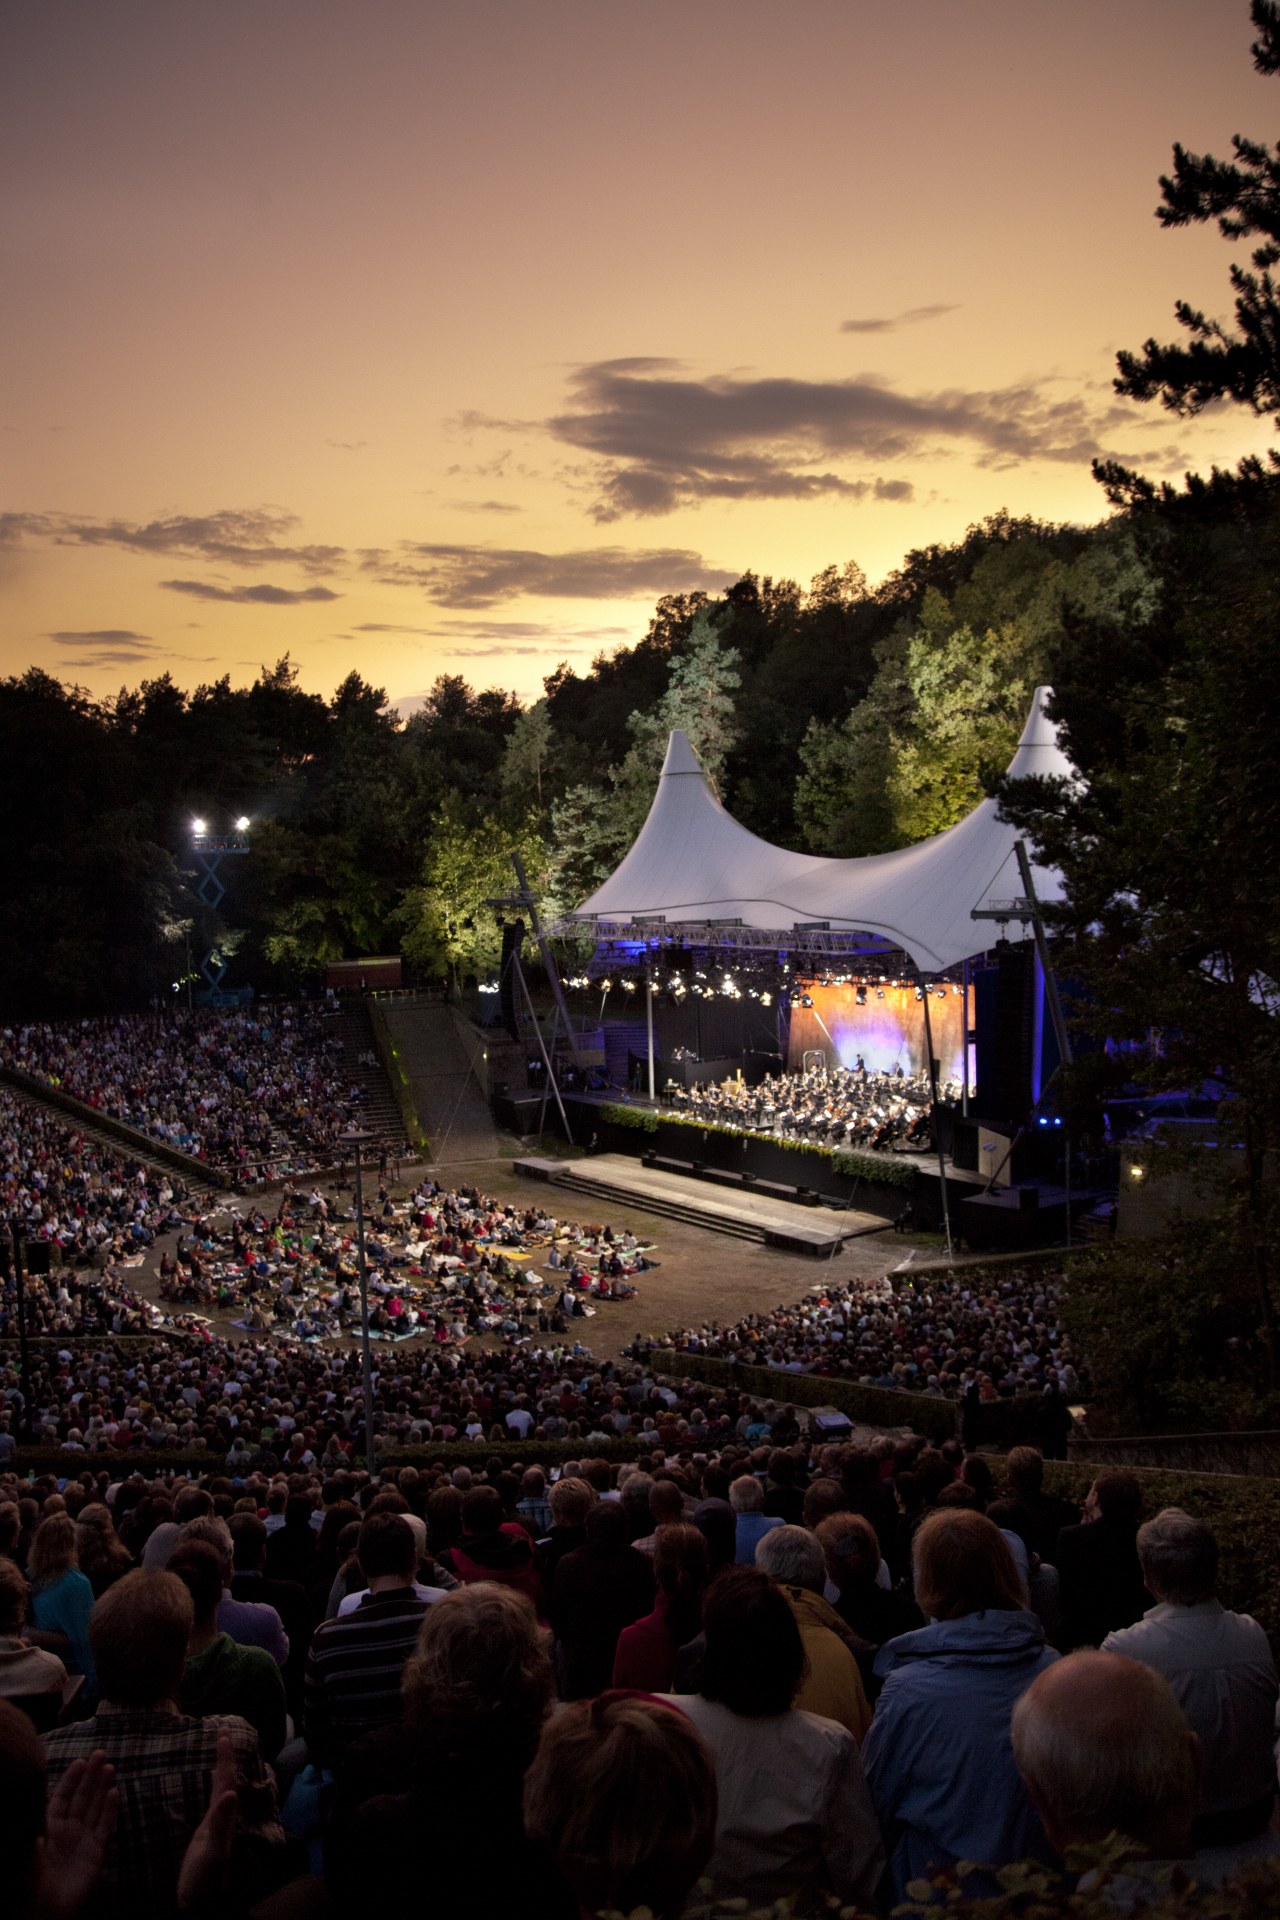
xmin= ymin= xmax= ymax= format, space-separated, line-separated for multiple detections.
xmin=558 ymin=971 xmax=965 ymax=1006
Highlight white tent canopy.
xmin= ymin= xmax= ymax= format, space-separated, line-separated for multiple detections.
xmin=567 ymin=686 xmax=1073 ymax=974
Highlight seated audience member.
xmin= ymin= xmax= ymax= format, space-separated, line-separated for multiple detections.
xmin=987 ymin=1497 xmax=1061 ymax=1646
xmin=0 ymin=1561 xmax=68 ymax=1721
xmin=815 ymin=1510 xmax=925 ymax=1679
xmin=864 ymin=1508 xmax=1058 ymax=1904
xmin=43 ymin=1569 xmax=283 ymax=1915
xmin=672 ymin=1567 xmax=883 ymax=1914
xmin=525 ymin=1693 xmax=716 ymax=1920
xmin=551 ymin=1501 xmax=655 ymax=1699
xmin=74 ymin=1506 xmax=133 ymax=1599
xmin=27 ymin=1514 xmax=97 ymax=1701
xmin=692 ymin=1496 xmax=737 ymax=1576
xmin=331 ymin=1583 xmax=570 ymax=1918
xmin=730 ymin=1472 xmax=783 ymax=1565
xmin=631 ymin=1476 xmax=686 ymax=1556
xmin=533 ymin=1477 xmax=594 ymax=1589
xmin=1005 ymin=1445 xmax=1079 ymax=1564
xmin=168 ymin=1540 xmax=287 ymax=1760
xmin=612 ymin=1522 xmax=708 ymax=1692
xmin=1012 ymin=1650 xmax=1280 ymax=1898
xmin=179 ymin=1515 xmax=287 ymax=1665
xmin=755 ymin=1524 xmax=871 ymax=1741
xmin=452 ymin=1485 xmax=543 ymax=1613
xmin=303 ymin=1512 xmax=431 ymax=1764
xmin=1056 ymin=1470 xmax=1150 ymax=1650
xmin=1103 ymin=1507 xmax=1279 ymax=1845
xmin=226 ymin=1510 xmax=309 ymax=1712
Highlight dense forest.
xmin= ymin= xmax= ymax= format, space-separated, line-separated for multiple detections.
xmin=0 ymin=506 xmax=1159 ymax=1014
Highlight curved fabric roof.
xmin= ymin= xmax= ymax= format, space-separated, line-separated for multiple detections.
xmin=570 ymin=686 xmax=1073 ymax=973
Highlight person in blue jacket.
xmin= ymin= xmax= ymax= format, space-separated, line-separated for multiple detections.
xmin=863 ymin=1508 xmax=1059 ymax=1903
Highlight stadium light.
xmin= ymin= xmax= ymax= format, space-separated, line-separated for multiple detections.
xmin=191 ymin=817 xmax=207 ymax=836
xmin=235 ymin=815 xmax=251 ymax=832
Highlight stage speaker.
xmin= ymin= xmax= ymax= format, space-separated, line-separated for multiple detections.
xmin=21 ymin=1240 xmax=52 ymax=1275
xmin=1017 ymin=1185 xmax=1040 ymax=1212
xmin=978 ymin=946 xmax=1036 ymax=1125
xmin=499 ymin=920 xmax=525 ymax=1038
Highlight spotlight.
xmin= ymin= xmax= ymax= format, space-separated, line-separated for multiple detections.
xmin=915 ymin=987 xmax=923 ymax=1002
xmin=191 ymin=818 xmax=207 ymax=836
xmin=234 ymin=815 xmax=250 ymax=831
xmin=760 ymin=992 xmax=772 ymax=1006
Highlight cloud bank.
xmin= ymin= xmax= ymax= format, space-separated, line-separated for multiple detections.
xmin=360 ymin=541 xmax=739 ymax=609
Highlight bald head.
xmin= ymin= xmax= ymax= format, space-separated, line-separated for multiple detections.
xmin=1012 ymin=1651 xmax=1198 ymax=1861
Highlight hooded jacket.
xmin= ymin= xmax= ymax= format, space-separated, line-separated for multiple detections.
xmin=863 ymin=1608 xmax=1059 ymax=1903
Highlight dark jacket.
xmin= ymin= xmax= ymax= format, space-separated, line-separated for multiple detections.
xmin=1055 ymin=1517 xmax=1150 ymax=1650
xmin=551 ymin=1541 xmax=655 ymax=1699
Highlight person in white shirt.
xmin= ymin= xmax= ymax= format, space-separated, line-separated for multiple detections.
xmin=1103 ymin=1507 xmax=1278 ymax=1847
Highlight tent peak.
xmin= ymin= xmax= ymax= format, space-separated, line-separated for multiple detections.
xmin=661 ymin=729 xmax=706 ymax=776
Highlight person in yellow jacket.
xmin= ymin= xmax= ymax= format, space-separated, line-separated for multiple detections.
xmin=755 ymin=1525 xmax=872 ymax=1742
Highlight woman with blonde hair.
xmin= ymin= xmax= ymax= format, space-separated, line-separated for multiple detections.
xmin=863 ymin=1508 xmax=1059 ymax=1905
xmin=27 ymin=1513 xmax=97 ymax=1698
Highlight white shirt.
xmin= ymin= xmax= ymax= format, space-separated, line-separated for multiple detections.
xmin=1104 ymin=1600 xmax=1279 ymax=1815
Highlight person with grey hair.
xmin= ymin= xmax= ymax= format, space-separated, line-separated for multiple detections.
xmin=183 ymin=1515 xmax=290 ymax=1666
xmin=755 ymin=1525 xmax=870 ymax=1741
xmin=1103 ymin=1507 xmax=1278 ymax=1848
xmin=1013 ymin=1649 xmax=1280 ymax=1898
xmin=730 ymin=1472 xmax=783 ymax=1566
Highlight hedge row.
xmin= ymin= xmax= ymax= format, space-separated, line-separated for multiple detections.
xmin=653 ymin=1351 xmax=960 ymax=1444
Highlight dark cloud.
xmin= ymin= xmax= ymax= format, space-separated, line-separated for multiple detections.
xmin=359 ymin=542 xmax=738 ymax=610
xmin=543 ymin=357 xmax=1142 ymax=520
xmin=2 ymin=507 xmax=344 ymax=574
xmin=42 ymin=631 xmax=214 ymax=670
xmin=356 ymin=617 xmax=630 ymax=642
xmin=448 ymin=498 xmax=523 ymax=514
xmin=160 ymin=579 xmax=341 ymax=605
xmin=47 ymin=628 xmax=152 ymax=644
xmin=840 ymin=304 xmax=959 ymax=334
xmin=326 ymin=440 xmax=368 ymax=451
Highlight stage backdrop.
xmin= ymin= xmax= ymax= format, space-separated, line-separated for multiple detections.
xmin=786 ymin=983 xmax=972 ymax=1082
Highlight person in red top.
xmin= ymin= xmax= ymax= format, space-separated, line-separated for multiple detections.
xmin=449 ymin=1487 xmax=544 ymax=1617
xmin=613 ymin=1524 xmax=709 ymax=1693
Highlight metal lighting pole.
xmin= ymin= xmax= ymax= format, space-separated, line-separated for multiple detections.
xmin=9 ymin=1219 xmax=32 ymax=1444
xmin=341 ymin=1126 xmax=377 ymax=1475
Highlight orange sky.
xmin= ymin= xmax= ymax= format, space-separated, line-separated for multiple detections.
xmin=2 ymin=0 xmax=1273 ymax=708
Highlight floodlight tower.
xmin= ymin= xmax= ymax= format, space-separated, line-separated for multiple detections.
xmin=190 ymin=815 xmax=251 ymax=996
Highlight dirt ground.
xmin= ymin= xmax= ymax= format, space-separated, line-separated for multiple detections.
xmin=137 ymin=1149 xmax=924 ymax=1365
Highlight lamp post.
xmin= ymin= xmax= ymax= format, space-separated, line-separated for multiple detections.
xmin=190 ymin=816 xmax=251 ymax=998
xmin=340 ymin=1125 xmax=377 ymax=1475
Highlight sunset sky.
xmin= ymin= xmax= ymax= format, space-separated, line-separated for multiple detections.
xmin=3 ymin=0 xmax=1274 ymax=710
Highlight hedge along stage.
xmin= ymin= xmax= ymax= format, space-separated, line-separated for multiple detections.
xmin=596 ymin=1101 xmax=917 ymax=1190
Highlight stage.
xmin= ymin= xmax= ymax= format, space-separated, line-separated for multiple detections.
xmin=513 ymin=1152 xmax=895 ymax=1257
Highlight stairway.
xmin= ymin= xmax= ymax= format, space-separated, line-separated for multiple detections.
xmin=331 ymin=1004 xmax=407 ymax=1144
xmin=377 ymin=1003 xmax=501 ymax=1164
xmin=602 ymin=1020 xmax=649 ymax=1092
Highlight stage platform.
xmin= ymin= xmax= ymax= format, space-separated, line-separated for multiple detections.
xmin=513 ymin=1152 xmax=894 ymax=1257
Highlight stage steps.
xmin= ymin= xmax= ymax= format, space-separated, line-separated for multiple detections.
xmin=514 ymin=1153 xmax=892 ymax=1257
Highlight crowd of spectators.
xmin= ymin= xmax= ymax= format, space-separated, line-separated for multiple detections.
xmin=637 ymin=1261 xmax=1087 ymax=1426
xmin=2 ymin=1428 xmax=1278 ymax=1918
xmin=1 ymin=1006 xmax=367 ymax=1176
xmin=673 ymin=1062 xmax=957 ymax=1154
xmin=157 ymin=1178 xmax=654 ymax=1345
